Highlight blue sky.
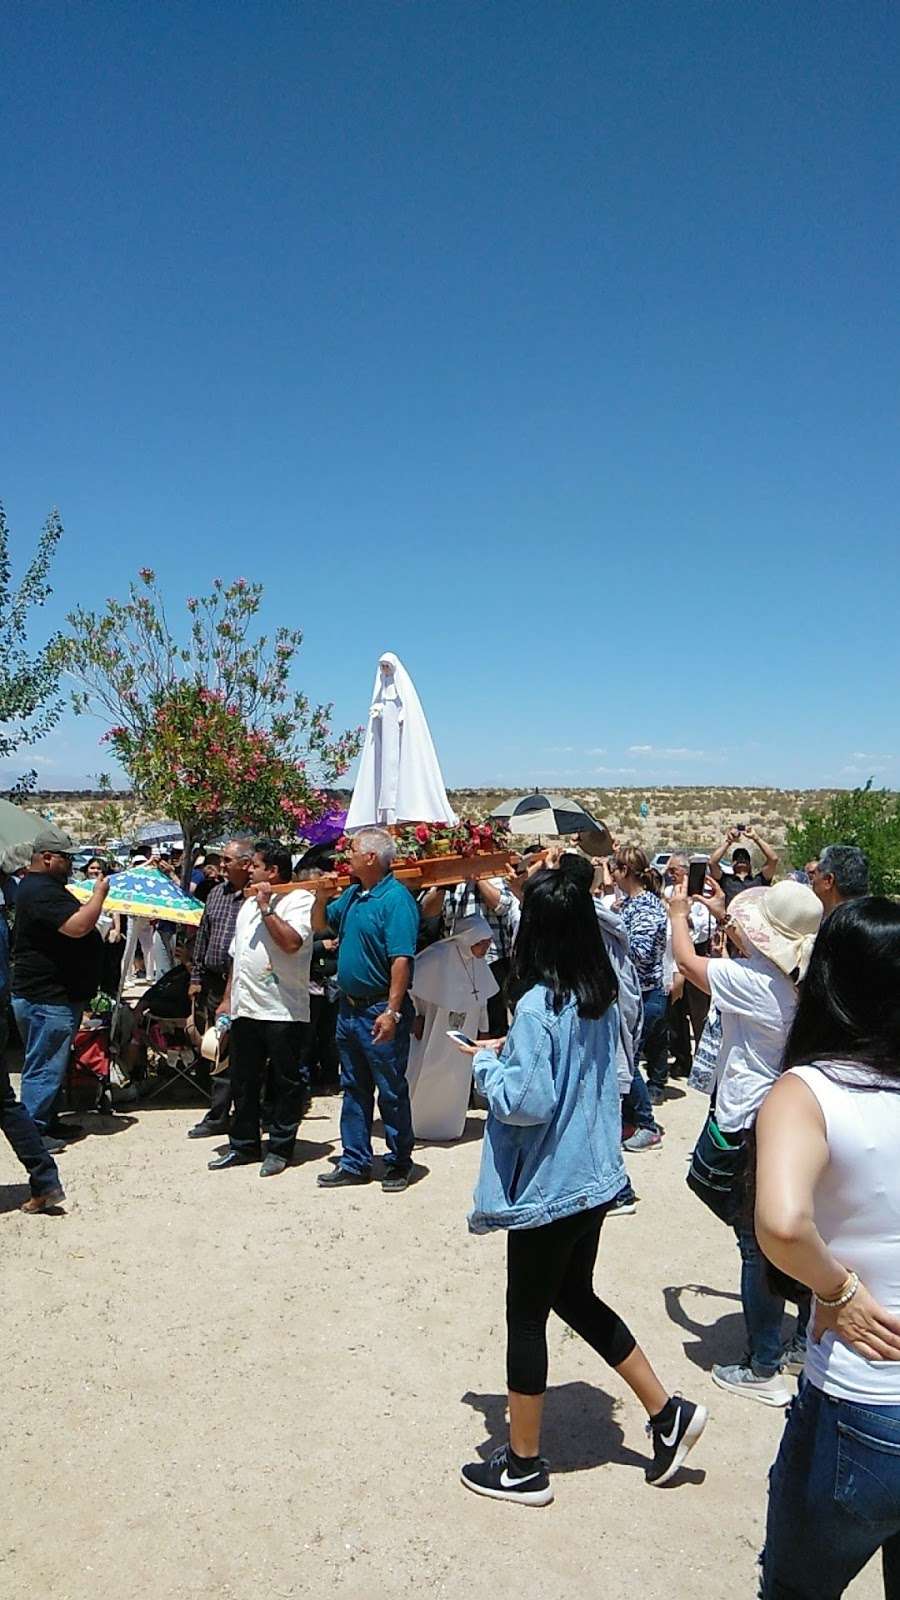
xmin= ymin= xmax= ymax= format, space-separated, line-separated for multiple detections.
xmin=2 ymin=1 xmax=898 ymax=793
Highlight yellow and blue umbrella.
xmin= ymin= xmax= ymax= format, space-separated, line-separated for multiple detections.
xmin=69 ymin=865 xmax=204 ymax=926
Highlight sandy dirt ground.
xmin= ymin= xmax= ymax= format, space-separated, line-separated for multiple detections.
xmin=2 ymin=1081 xmax=879 ymax=1600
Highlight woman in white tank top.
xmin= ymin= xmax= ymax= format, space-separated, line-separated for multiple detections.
xmin=755 ymin=897 xmax=900 ymax=1599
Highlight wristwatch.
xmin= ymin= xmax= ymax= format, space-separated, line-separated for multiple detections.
xmin=260 ymin=905 xmax=275 ymax=918
xmin=386 ymin=1008 xmax=402 ymax=1023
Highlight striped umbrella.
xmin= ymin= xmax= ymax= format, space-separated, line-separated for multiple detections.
xmin=68 ymin=865 xmax=204 ymax=925
xmin=489 ymin=792 xmax=605 ymax=837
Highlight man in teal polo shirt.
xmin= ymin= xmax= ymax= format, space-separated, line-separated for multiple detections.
xmin=313 ymin=827 xmax=420 ymax=1192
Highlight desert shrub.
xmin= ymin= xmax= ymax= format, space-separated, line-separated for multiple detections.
xmin=787 ymin=781 xmax=900 ymax=896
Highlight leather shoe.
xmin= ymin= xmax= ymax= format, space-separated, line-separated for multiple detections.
xmin=22 ymin=1187 xmax=66 ymax=1213
xmin=188 ymin=1121 xmax=230 ymax=1139
xmin=207 ymin=1149 xmax=257 ymax=1170
xmin=260 ymin=1153 xmax=288 ymax=1177
xmin=317 ymin=1166 xmax=371 ymax=1188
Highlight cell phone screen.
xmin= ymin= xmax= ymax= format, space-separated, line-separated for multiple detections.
xmin=687 ymin=860 xmax=707 ymax=897
xmin=446 ymin=1029 xmax=477 ymax=1048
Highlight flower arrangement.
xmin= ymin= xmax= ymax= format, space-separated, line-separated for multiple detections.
xmin=382 ymin=817 xmax=509 ymax=864
xmin=327 ymin=819 xmax=509 ymax=882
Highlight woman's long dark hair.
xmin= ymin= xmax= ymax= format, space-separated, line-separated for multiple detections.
xmin=508 ymin=858 xmax=618 ymax=1019
xmin=782 ymin=896 xmax=900 ymax=1080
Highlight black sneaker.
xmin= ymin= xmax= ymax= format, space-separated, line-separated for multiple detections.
xmin=460 ymin=1445 xmax=553 ymax=1507
xmin=381 ymin=1166 xmax=412 ymax=1193
xmin=645 ymin=1397 xmax=708 ymax=1486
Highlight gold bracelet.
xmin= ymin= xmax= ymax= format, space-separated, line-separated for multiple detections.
xmin=815 ymin=1271 xmax=859 ymax=1309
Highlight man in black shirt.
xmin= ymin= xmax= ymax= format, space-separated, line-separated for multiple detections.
xmin=708 ymin=826 xmax=778 ymax=906
xmin=0 ymin=880 xmax=65 ymax=1210
xmin=11 ymin=826 xmax=108 ymax=1150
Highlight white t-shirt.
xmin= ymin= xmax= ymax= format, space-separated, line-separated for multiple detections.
xmin=229 ymin=890 xmax=314 ymax=1023
xmin=662 ymin=886 xmax=711 ymax=947
xmin=791 ymin=1063 xmax=900 ymax=1404
xmin=707 ymin=948 xmax=798 ymax=1132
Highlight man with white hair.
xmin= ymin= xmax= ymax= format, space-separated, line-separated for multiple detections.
xmin=807 ymin=844 xmax=869 ymax=916
xmin=313 ymin=827 xmax=420 ymax=1192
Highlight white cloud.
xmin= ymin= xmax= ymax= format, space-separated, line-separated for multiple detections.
xmin=594 ymin=765 xmax=638 ymax=776
xmin=586 ymin=746 xmax=607 ymax=755
xmin=838 ymin=763 xmax=893 ymax=778
xmin=627 ymin=743 xmax=712 ymax=760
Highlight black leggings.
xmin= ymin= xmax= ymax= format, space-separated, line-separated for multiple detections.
xmin=506 ymin=1205 xmax=636 ymax=1395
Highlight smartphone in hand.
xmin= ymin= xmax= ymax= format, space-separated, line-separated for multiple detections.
xmin=687 ymin=857 xmax=709 ymax=897
xmin=446 ymin=1029 xmax=478 ymax=1048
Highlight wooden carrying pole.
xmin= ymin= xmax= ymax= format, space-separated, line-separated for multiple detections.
xmin=269 ymin=849 xmax=513 ymax=897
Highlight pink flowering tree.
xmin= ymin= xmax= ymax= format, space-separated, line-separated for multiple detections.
xmin=57 ymin=571 xmax=363 ymax=887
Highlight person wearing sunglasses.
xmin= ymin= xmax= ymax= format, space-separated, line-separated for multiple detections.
xmin=10 ymin=826 xmax=109 ymax=1152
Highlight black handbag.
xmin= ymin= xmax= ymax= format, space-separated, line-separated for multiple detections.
xmin=686 ymin=1113 xmax=747 ymax=1225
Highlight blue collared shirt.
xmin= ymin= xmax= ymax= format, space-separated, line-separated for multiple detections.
xmin=326 ymin=875 xmax=420 ymax=998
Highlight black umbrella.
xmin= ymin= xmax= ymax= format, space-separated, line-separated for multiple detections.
xmin=489 ymin=791 xmax=609 ymax=840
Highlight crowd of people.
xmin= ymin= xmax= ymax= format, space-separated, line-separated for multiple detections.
xmin=2 ymin=814 xmax=898 ymax=1594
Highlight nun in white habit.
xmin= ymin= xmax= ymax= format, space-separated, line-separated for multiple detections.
xmin=407 ymin=915 xmax=498 ymax=1142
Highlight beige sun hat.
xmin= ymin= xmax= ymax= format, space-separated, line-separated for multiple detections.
xmin=200 ymin=1026 xmax=230 ymax=1076
xmin=727 ymin=881 xmax=823 ymax=979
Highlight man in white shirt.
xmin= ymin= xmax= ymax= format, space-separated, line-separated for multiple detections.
xmin=208 ymin=841 xmax=314 ymax=1178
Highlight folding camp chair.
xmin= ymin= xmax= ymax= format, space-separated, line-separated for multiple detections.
xmin=141 ymin=1011 xmax=211 ymax=1104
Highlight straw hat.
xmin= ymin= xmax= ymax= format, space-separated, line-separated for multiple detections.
xmin=200 ymin=1026 xmax=230 ymax=1076
xmin=727 ymin=881 xmax=822 ymax=979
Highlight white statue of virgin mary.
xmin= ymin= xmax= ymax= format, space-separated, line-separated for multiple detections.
xmin=345 ymin=652 xmax=458 ymax=830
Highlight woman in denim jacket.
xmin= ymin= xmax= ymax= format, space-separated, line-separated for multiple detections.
xmin=457 ymin=860 xmax=707 ymax=1505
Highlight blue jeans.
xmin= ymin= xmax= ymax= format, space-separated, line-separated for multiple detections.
xmin=640 ymin=985 xmax=669 ymax=1091
xmin=11 ymin=998 xmax=81 ymax=1134
xmin=622 ymin=1062 xmax=657 ymax=1133
xmin=335 ymin=1000 xmax=414 ymax=1175
xmin=621 ymin=988 xmax=667 ymax=1129
xmin=0 ymin=1010 xmax=62 ymax=1195
xmin=762 ymin=1379 xmax=900 ymax=1598
xmin=737 ymin=1226 xmax=790 ymax=1377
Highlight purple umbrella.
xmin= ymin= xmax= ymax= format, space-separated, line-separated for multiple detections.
xmin=299 ymin=808 xmax=348 ymax=847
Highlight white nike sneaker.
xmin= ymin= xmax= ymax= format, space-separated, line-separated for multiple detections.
xmin=711 ymin=1363 xmax=792 ymax=1407
xmin=645 ymin=1396 xmax=708 ymax=1485
xmin=460 ymin=1444 xmax=554 ymax=1506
